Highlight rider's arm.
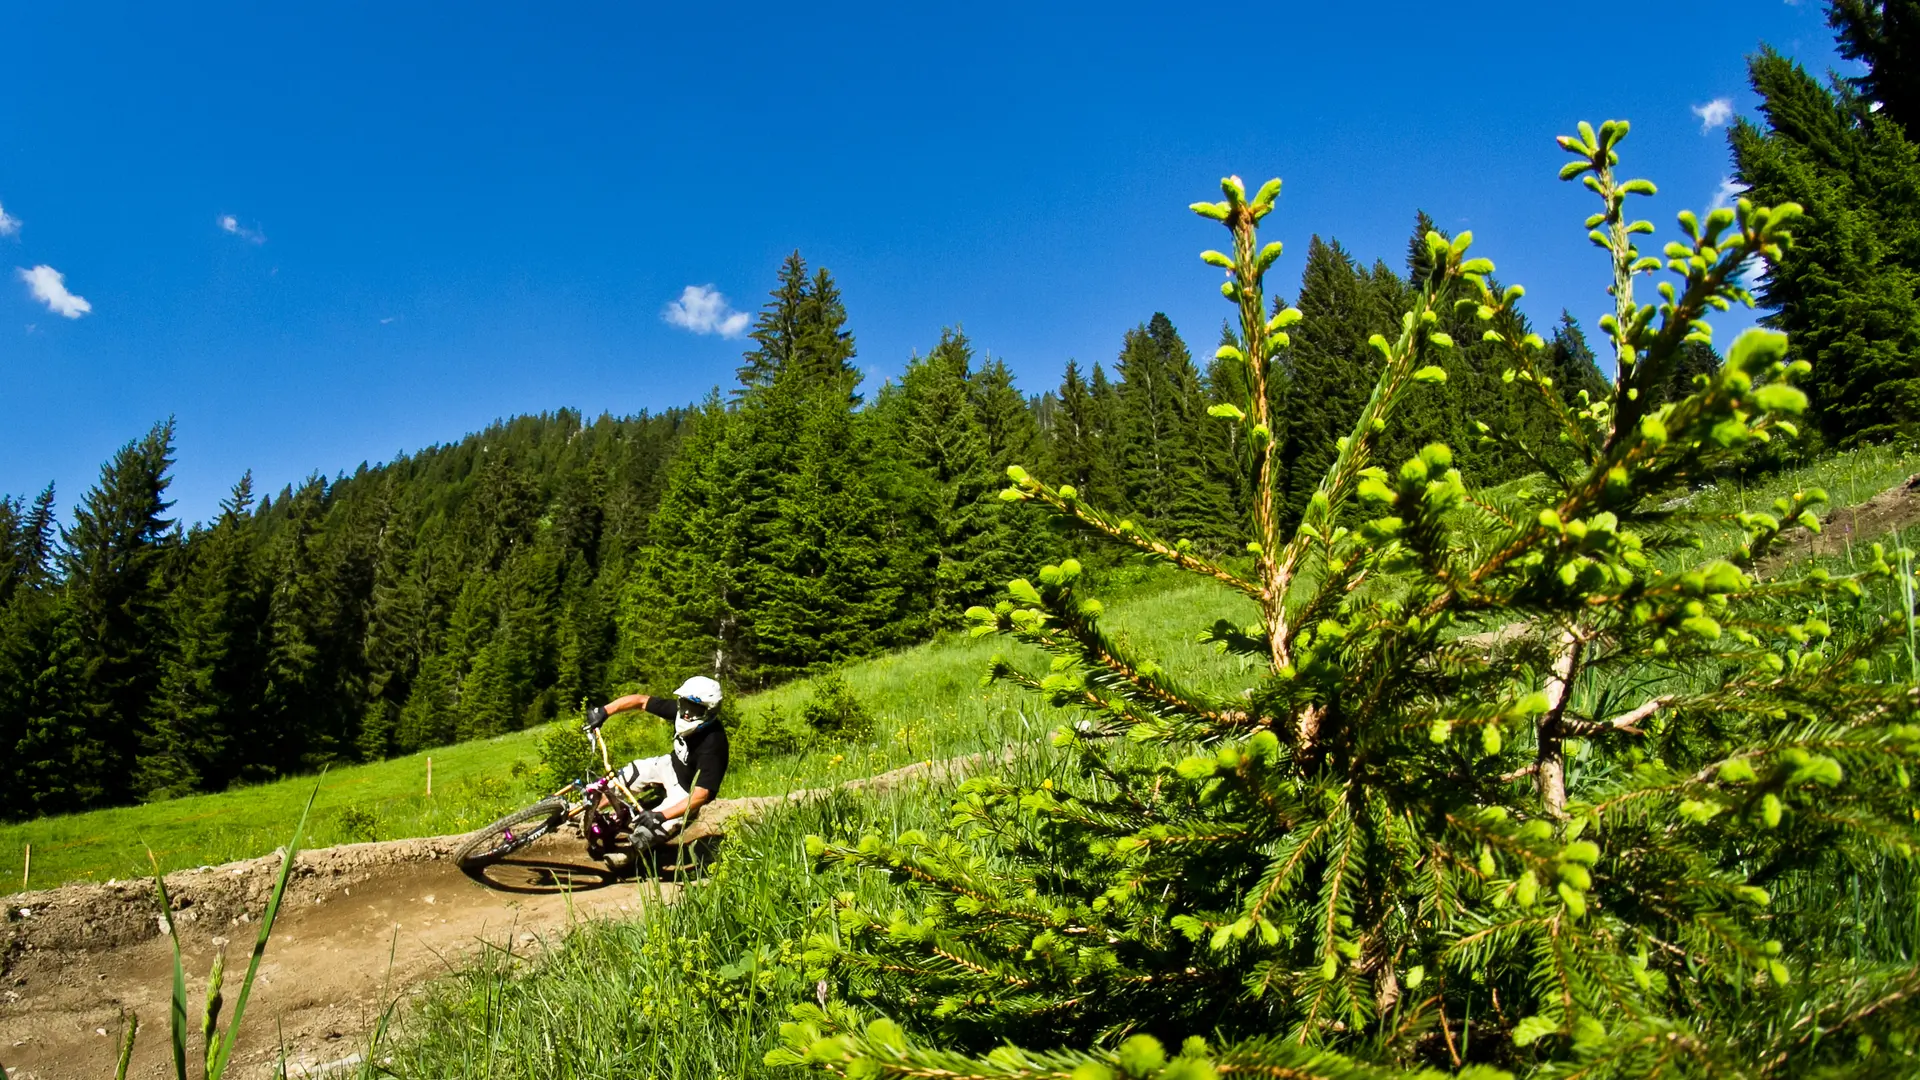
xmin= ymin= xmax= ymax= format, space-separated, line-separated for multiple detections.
xmin=601 ymin=693 xmax=652 ymax=716
xmin=655 ymin=785 xmax=715 ymax=822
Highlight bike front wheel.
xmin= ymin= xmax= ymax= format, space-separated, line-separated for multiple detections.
xmin=454 ymin=798 xmax=570 ymax=869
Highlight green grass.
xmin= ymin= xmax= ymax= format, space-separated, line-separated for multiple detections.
xmin=1673 ymin=440 xmax=1920 ymax=555
xmin=0 ymin=728 xmax=551 ymax=893
xmin=0 ymin=569 xmax=1254 ymax=895
xmin=380 ymin=777 xmax=982 ymax=1080
xmin=10 ymin=443 xmax=1917 ymax=895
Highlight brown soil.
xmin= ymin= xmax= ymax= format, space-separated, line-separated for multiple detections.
xmin=1755 ymin=473 xmax=1920 ymax=575
xmin=0 ymin=755 xmax=984 ymax=1080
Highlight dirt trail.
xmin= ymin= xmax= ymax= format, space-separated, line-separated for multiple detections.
xmin=0 ymin=756 xmax=982 ymax=1080
xmin=1755 ymin=472 xmax=1920 ymax=574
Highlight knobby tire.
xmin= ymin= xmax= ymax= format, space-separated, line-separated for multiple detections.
xmin=454 ymin=797 xmax=569 ymax=869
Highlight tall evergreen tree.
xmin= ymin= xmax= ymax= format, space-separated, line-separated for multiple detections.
xmin=58 ymin=420 xmax=178 ymax=803
xmin=749 ymin=375 xmax=908 ymax=679
xmin=1731 ymin=45 xmax=1920 ymax=443
xmin=22 ymin=483 xmax=56 ymax=591
xmin=626 ymin=396 xmax=750 ymax=685
xmin=796 ymin=267 xmax=862 ymax=397
xmin=890 ymin=329 xmax=996 ymax=624
xmin=1114 ymin=314 xmax=1233 ymax=548
xmin=1542 ymin=311 xmax=1611 ymax=402
xmin=357 ymin=481 xmax=421 ymax=760
xmin=736 ymin=255 xmax=866 ymax=404
xmin=1829 ymin=0 xmax=1920 ymax=140
xmin=1274 ymin=237 xmax=1403 ymax=525
xmin=138 ymin=473 xmax=267 ymax=796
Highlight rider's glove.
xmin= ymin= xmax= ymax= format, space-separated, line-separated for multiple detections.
xmin=584 ymin=704 xmax=608 ymax=732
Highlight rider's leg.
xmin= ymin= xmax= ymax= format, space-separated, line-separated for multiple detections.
xmin=613 ymin=755 xmax=689 ymax=847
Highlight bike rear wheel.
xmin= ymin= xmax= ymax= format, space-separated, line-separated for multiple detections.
xmin=454 ymin=798 xmax=570 ymax=869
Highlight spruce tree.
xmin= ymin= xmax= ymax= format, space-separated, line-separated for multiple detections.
xmin=1274 ymin=236 xmax=1403 ymax=526
xmin=781 ymin=126 xmax=1920 ymax=1077
xmin=139 ymin=473 xmax=267 ymax=796
xmin=626 ymin=395 xmax=748 ymax=685
xmin=889 ymin=329 xmax=999 ymax=624
xmin=1115 ymin=314 xmax=1234 ymax=549
xmin=972 ymin=358 xmax=1054 ymax=586
xmin=1828 ymin=0 xmax=1920 ymax=140
xmin=1044 ymin=359 xmax=1123 ymax=510
xmin=797 ymin=266 xmax=862 ymax=397
xmin=59 ymin=419 xmax=178 ymax=802
xmin=1542 ymin=312 xmax=1611 ymax=403
xmin=750 ymin=374 xmax=907 ymax=679
xmin=7 ymin=594 xmax=93 ymax=812
xmin=1731 ymin=45 xmax=1920 ymax=444
xmin=357 ymin=481 xmax=422 ymax=760
xmin=737 ymin=251 xmax=816 ymax=394
xmin=0 ymin=496 xmax=24 ymax=607
xmin=257 ymin=477 xmax=358 ymax=772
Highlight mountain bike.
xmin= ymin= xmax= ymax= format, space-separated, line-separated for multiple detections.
xmin=452 ymin=717 xmax=660 ymax=871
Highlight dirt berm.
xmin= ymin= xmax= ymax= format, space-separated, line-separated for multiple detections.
xmin=0 ymin=755 xmax=986 ymax=1080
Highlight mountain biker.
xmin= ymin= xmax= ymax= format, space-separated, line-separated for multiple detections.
xmin=584 ymin=675 xmax=729 ymax=868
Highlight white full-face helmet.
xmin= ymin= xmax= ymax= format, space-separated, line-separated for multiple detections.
xmin=674 ymin=676 xmax=723 ymax=709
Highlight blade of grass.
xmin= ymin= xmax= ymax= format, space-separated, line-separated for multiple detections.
xmin=114 ymin=1010 xmax=139 ymax=1080
xmin=202 ymin=948 xmax=226 ymax=1061
xmin=206 ymin=777 xmax=321 ymax=1079
xmin=147 ymin=852 xmax=190 ymax=1080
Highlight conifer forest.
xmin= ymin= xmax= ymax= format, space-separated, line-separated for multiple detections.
xmin=8 ymin=4 xmax=1920 ymax=1077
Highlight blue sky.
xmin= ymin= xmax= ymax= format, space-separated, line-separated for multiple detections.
xmin=1 ymin=2 xmax=1849 ymax=527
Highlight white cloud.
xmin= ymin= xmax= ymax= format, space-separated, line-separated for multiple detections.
xmin=0 ymin=202 xmax=18 ymax=237
xmin=218 ymin=213 xmax=266 ymax=244
xmin=663 ymin=284 xmax=750 ymax=339
xmin=1711 ymin=176 xmax=1749 ymax=211
xmin=1692 ymin=98 xmax=1735 ymax=132
xmin=16 ymin=265 xmax=90 ymax=318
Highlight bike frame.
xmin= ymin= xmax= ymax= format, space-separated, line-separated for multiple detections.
xmin=552 ymin=723 xmax=655 ymax=856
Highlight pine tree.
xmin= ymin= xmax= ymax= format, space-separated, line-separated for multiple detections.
xmin=257 ymin=477 xmax=360 ymax=773
xmin=0 ymin=496 xmax=24 ymax=607
xmin=1044 ymin=359 xmax=1123 ymax=510
xmin=1829 ymin=0 xmax=1920 ymax=141
xmin=7 ymin=594 xmax=93 ymax=812
xmin=971 ymin=358 xmax=1054 ymax=585
xmin=357 ymin=481 xmax=421 ymax=761
xmin=1114 ymin=314 xmax=1234 ymax=548
xmin=1274 ymin=236 xmax=1403 ymax=526
xmin=1543 ymin=311 xmax=1611 ymax=402
xmin=626 ymin=395 xmax=750 ymax=685
xmin=797 ymin=266 xmax=862 ymax=397
xmin=888 ymin=329 xmax=998 ymax=624
xmin=749 ymin=377 xmax=908 ymax=680
xmin=637 ymin=256 xmax=903 ymax=687
xmin=1731 ymin=45 xmax=1920 ymax=444
xmin=781 ymin=129 xmax=1920 ymax=1077
xmin=59 ymin=420 xmax=178 ymax=803
xmin=737 ymin=252 xmax=816 ymax=394
xmin=138 ymin=473 xmax=267 ymax=796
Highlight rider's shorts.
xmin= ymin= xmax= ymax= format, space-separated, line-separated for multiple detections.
xmin=613 ymin=755 xmax=688 ymax=836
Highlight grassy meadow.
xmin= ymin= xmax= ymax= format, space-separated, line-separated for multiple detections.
xmin=7 ymin=446 xmax=1920 ymax=1077
xmin=0 ymin=565 xmax=1257 ymax=893
xmin=6 ymin=442 xmax=1916 ymax=895
xmin=371 ymin=448 xmax=1920 ymax=1080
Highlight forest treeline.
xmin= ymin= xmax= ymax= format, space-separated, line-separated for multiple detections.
xmin=4 ymin=12 xmax=1916 ymax=819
